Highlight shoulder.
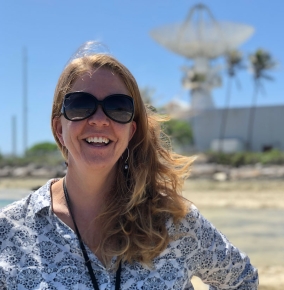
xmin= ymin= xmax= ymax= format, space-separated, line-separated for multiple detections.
xmin=0 ymin=178 xmax=57 ymax=226
xmin=165 ymin=202 xmax=235 ymax=263
xmin=167 ymin=203 xmax=217 ymax=238
xmin=0 ymin=179 xmax=57 ymax=266
xmin=166 ymin=203 xmax=259 ymax=288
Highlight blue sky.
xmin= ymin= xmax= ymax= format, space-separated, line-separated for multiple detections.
xmin=0 ymin=0 xmax=283 ymax=155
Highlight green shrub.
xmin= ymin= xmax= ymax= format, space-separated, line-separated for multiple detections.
xmin=207 ymin=150 xmax=284 ymax=167
xmin=0 ymin=154 xmax=64 ymax=167
xmin=0 ymin=142 xmax=64 ymax=167
xmin=163 ymin=119 xmax=193 ymax=146
xmin=25 ymin=142 xmax=59 ymax=156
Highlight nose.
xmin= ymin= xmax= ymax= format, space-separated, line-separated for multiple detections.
xmin=88 ymin=105 xmax=110 ymax=126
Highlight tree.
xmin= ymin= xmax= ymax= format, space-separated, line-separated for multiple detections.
xmin=218 ymin=50 xmax=244 ymax=152
xmin=164 ymin=119 xmax=193 ymax=150
xmin=140 ymin=87 xmax=194 ymax=150
xmin=26 ymin=142 xmax=59 ymax=156
xmin=247 ymin=49 xmax=276 ymax=151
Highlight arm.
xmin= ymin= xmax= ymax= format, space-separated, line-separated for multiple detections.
xmin=186 ymin=206 xmax=259 ymax=289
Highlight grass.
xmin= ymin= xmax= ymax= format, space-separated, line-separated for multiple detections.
xmin=206 ymin=150 xmax=284 ymax=167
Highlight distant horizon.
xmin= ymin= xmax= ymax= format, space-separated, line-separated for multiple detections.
xmin=2 ymin=101 xmax=283 ymax=156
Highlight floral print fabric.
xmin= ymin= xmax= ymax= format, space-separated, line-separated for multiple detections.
xmin=0 ymin=179 xmax=258 ymax=289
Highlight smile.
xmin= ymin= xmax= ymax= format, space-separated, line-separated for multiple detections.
xmin=85 ymin=137 xmax=110 ymax=145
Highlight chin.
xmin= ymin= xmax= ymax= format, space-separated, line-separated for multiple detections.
xmin=86 ymin=158 xmax=118 ymax=172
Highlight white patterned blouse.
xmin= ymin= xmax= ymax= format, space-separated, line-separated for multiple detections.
xmin=0 ymin=179 xmax=258 ymax=289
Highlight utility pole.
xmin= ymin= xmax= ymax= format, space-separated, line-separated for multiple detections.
xmin=12 ymin=116 xmax=17 ymax=156
xmin=23 ymin=47 xmax=28 ymax=155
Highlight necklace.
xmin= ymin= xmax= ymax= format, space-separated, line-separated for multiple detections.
xmin=63 ymin=178 xmax=122 ymax=290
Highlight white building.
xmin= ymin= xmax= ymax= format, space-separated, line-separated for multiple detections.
xmin=192 ymin=105 xmax=284 ymax=152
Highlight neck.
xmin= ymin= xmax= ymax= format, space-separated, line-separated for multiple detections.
xmin=51 ymin=164 xmax=117 ymax=260
xmin=51 ymin=163 xmax=117 ymax=227
xmin=64 ymin=163 xmax=116 ymax=216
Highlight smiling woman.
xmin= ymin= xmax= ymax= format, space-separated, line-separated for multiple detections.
xmin=52 ymin=67 xmax=137 ymax=173
xmin=0 ymin=42 xmax=258 ymax=289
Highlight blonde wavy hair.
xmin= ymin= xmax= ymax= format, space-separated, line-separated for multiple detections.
xmin=51 ymin=53 xmax=193 ymax=268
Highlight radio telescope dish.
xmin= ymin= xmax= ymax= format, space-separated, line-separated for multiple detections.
xmin=150 ymin=3 xmax=254 ymax=111
xmin=150 ymin=4 xmax=254 ymax=59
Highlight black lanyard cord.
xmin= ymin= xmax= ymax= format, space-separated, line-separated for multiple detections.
xmin=63 ymin=178 xmax=121 ymax=290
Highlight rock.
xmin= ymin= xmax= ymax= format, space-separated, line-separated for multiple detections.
xmin=190 ymin=163 xmax=217 ymax=178
xmin=0 ymin=166 xmax=12 ymax=177
xmin=230 ymin=167 xmax=261 ymax=180
xmin=261 ymin=166 xmax=284 ymax=178
xmin=12 ymin=167 xmax=31 ymax=177
xmin=213 ymin=172 xmax=228 ymax=182
xmin=30 ymin=167 xmax=56 ymax=178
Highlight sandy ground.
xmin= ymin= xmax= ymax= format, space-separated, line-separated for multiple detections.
xmin=183 ymin=179 xmax=284 ymax=290
xmin=0 ymin=177 xmax=50 ymax=193
xmin=0 ymin=177 xmax=283 ymax=290
xmin=183 ymin=179 xmax=284 ymax=209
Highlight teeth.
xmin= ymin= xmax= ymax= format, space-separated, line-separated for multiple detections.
xmin=86 ymin=137 xmax=110 ymax=144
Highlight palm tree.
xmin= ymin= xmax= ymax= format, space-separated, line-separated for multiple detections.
xmin=246 ymin=49 xmax=276 ymax=151
xmin=218 ymin=50 xmax=244 ymax=152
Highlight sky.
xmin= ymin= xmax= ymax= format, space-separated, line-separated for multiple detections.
xmin=0 ymin=0 xmax=283 ymax=155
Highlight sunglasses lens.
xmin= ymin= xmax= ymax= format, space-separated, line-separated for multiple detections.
xmin=104 ymin=95 xmax=134 ymax=123
xmin=64 ymin=93 xmax=96 ymax=121
xmin=62 ymin=93 xmax=134 ymax=123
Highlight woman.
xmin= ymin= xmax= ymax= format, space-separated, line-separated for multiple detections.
xmin=0 ymin=43 xmax=258 ymax=289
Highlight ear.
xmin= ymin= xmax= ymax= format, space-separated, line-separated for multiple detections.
xmin=128 ymin=121 xmax=137 ymax=142
xmin=52 ymin=117 xmax=65 ymax=146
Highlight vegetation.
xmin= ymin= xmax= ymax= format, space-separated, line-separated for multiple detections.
xmin=25 ymin=142 xmax=59 ymax=156
xmin=2 ymin=142 xmax=284 ymax=168
xmin=0 ymin=142 xmax=63 ymax=167
xmin=163 ymin=119 xmax=193 ymax=152
xmin=207 ymin=149 xmax=284 ymax=167
xmin=219 ymin=50 xmax=244 ymax=152
xmin=247 ymin=49 xmax=277 ymax=150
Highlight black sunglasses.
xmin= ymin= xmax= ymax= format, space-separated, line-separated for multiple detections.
xmin=61 ymin=92 xmax=135 ymax=124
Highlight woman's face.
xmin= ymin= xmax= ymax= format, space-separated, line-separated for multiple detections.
xmin=53 ymin=68 xmax=137 ymax=173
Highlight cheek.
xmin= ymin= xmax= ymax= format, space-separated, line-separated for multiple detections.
xmin=112 ymin=124 xmax=131 ymax=146
xmin=60 ymin=122 xmax=78 ymax=146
